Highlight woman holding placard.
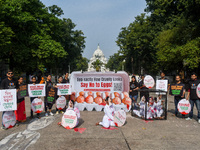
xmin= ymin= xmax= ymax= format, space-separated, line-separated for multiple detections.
xmin=129 ymin=75 xmax=139 ymax=109
xmin=185 ymin=73 xmax=200 ymax=123
xmin=15 ymin=77 xmax=27 ymax=123
xmin=56 ymin=76 xmax=66 ymax=114
xmin=96 ymin=96 xmax=116 ymax=128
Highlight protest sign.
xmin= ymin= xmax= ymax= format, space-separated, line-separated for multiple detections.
xmin=144 ymin=75 xmax=155 ymax=88
xmin=114 ymin=110 xmax=126 ymax=127
xmin=2 ymin=111 xmax=16 ymax=129
xmin=46 ymin=87 xmax=57 ymax=104
xmin=17 ymin=84 xmax=28 ymax=99
xmin=57 ymin=84 xmax=71 ymax=95
xmin=169 ymin=84 xmax=184 ymax=96
xmin=61 ymin=110 xmax=78 ymax=129
xmin=156 ymin=80 xmax=168 ymax=95
xmin=178 ymin=99 xmax=191 ymax=115
xmin=28 ymin=84 xmax=45 ymax=97
xmin=0 ymin=89 xmax=17 ymax=111
xmin=56 ymin=96 xmax=66 ymax=110
xmin=31 ymin=98 xmax=44 ymax=113
xmin=196 ymin=83 xmax=200 ymax=98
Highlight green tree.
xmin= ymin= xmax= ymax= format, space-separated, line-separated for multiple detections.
xmin=91 ymin=59 xmax=104 ymax=72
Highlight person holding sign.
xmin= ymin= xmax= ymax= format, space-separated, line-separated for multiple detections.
xmin=29 ymin=76 xmax=41 ymax=119
xmin=56 ymin=76 xmax=65 ymax=114
xmin=185 ymin=73 xmax=200 ymax=123
xmin=139 ymin=75 xmax=149 ymax=102
xmin=129 ymin=76 xmax=139 ymax=109
xmin=170 ymin=75 xmax=185 ymax=117
xmin=1 ymin=70 xmax=17 ymax=130
xmin=96 ymin=97 xmax=116 ymax=128
xmin=44 ymin=74 xmax=54 ymax=117
xmin=15 ymin=77 xmax=27 ymax=123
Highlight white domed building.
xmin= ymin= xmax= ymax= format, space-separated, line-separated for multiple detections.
xmin=88 ymin=45 xmax=109 ymax=72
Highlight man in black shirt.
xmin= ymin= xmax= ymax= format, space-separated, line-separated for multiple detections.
xmin=170 ymin=75 xmax=185 ymax=117
xmin=186 ymin=73 xmax=200 ymax=123
xmin=139 ymin=75 xmax=149 ymax=102
xmin=1 ymin=70 xmax=17 ymax=129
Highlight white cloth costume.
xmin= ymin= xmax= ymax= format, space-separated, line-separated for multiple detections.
xmin=154 ymin=100 xmax=163 ymax=117
xmin=133 ymin=100 xmax=145 ymax=117
xmin=99 ymin=104 xmax=115 ymax=128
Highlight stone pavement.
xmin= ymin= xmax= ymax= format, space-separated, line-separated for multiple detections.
xmin=0 ymin=95 xmax=200 ymax=150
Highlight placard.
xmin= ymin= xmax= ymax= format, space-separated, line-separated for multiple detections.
xmin=196 ymin=83 xmax=200 ymax=98
xmin=56 ymin=96 xmax=66 ymax=110
xmin=46 ymin=87 xmax=57 ymax=104
xmin=156 ymin=80 xmax=168 ymax=95
xmin=57 ymin=84 xmax=72 ymax=95
xmin=144 ymin=75 xmax=155 ymax=88
xmin=31 ymin=98 xmax=44 ymax=113
xmin=28 ymin=84 xmax=46 ymax=97
xmin=169 ymin=84 xmax=184 ymax=96
xmin=0 ymin=89 xmax=17 ymax=111
xmin=2 ymin=111 xmax=16 ymax=129
xmin=178 ymin=99 xmax=191 ymax=115
xmin=114 ymin=110 xmax=126 ymax=127
xmin=61 ymin=110 xmax=78 ymax=129
xmin=17 ymin=84 xmax=28 ymax=99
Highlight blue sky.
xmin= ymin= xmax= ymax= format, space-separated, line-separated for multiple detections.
xmin=40 ymin=0 xmax=147 ymax=60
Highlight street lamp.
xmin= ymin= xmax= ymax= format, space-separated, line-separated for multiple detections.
xmin=122 ymin=59 xmax=126 ymax=71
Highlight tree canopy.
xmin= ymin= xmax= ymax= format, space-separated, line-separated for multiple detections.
xmin=0 ymin=0 xmax=87 ymax=74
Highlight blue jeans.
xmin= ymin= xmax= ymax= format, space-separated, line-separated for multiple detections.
xmin=130 ymin=95 xmax=138 ymax=109
xmin=174 ymin=97 xmax=180 ymax=115
xmin=189 ymin=99 xmax=200 ymax=119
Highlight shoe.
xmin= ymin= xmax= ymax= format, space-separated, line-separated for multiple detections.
xmin=198 ymin=119 xmax=200 ymax=124
xmin=1 ymin=126 xmax=7 ymax=130
xmin=60 ymin=111 xmax=64 ymax=114
xmin=49 ymin=112 xmax=54 ymax=116
xmin=56 ymin=111 xmax=59 ymax=115
xmin=185 ymin=117 xmax=192 ymax=121
xmin=45 ymin=113 xmax=48 ymax=117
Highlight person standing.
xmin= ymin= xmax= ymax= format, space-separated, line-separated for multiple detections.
xmin=62 ymin=73 xmax=69 ymax=83
xmin=15 ymin=77 xmax=27 ymax=123
xmin=139 ymin=75 xmax=149 ymax=102
xmin=170 ymin=75 xmax=185 ymax=117
xmin=129 ymin=76 xmax=139 ymax=109
xmin=56 ymin=76 xmax=65 ymax=114
xmin=29 ymin=76 xmax=41 ymax=119
xmin=1 ymin=70 xmax=17 ymax=129
xmin=185 ymin=73 xmax=200 ymax=123
xmin=44 ymin=74 xmax=54 ymax=116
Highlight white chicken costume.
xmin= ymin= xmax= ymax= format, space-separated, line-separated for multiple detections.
xmin=154 ymin=99 xmax=163 ymax=118
xmin=99 ymin=104 xmax=116 ymax=128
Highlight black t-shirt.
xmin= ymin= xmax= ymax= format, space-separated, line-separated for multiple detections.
xmin=1 ymin=78 xmax=17 ymax=89
xmin=130 ymin=81 xmax=138 ymax=96
xmin=170 ymin=82 xmax=185 ymax=100
xmin=139 ymin=80 xmax=148 ymax=90
xmin=62 ymin=78 xmax=69 ymax=83
xmin=188 ymin=79 xmax=200 ymax=100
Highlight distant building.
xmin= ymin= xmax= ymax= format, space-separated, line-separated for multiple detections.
xmin=88 ymin=45 xmax=109 ymax=72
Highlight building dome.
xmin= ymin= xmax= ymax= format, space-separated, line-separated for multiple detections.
xmin=93 ymin=45 xmax=104 ymax=58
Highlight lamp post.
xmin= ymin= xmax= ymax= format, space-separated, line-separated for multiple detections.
xmin=122 ymin=59 xmax=126 ymax=71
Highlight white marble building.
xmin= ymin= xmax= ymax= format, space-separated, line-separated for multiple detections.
xmin=88 ymin=45 xmax=109 ymax=72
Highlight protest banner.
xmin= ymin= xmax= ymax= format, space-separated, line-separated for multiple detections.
xmin=46 ymin=87 xmax=57 ymax=104
xmin=156 ymin=80 xmax=168 ymax=95
xmin=61 ymin=110 xmax=78 ymax=129
xmin=17 ymin=84 xmax=28 ymax=99
xmin=0 ymin=89 xmax=17 ymax=111
xmin=169 ymin=84 xmax=184 ymax=96
xmin=56 ymin=96 xmax=66 ymax=110
xmin=114 ymin=110 xmax=126 ymax=127
xmin=70 ymin=71 xmax=129 ymax=94
xmin=28 ymin=84 xmax=45 ymax=97
xmin=178 ymin=99 xmax=191 ymax=115
xmin=57 ymin=84 xmax=71 ymax=95
xmin=31 ymin=98 xmax=44 ymax=113
xmin=2 ymin=111 xmax=16 ymax=129
xmin=144 ymin=75 xmax=155 ymax=88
